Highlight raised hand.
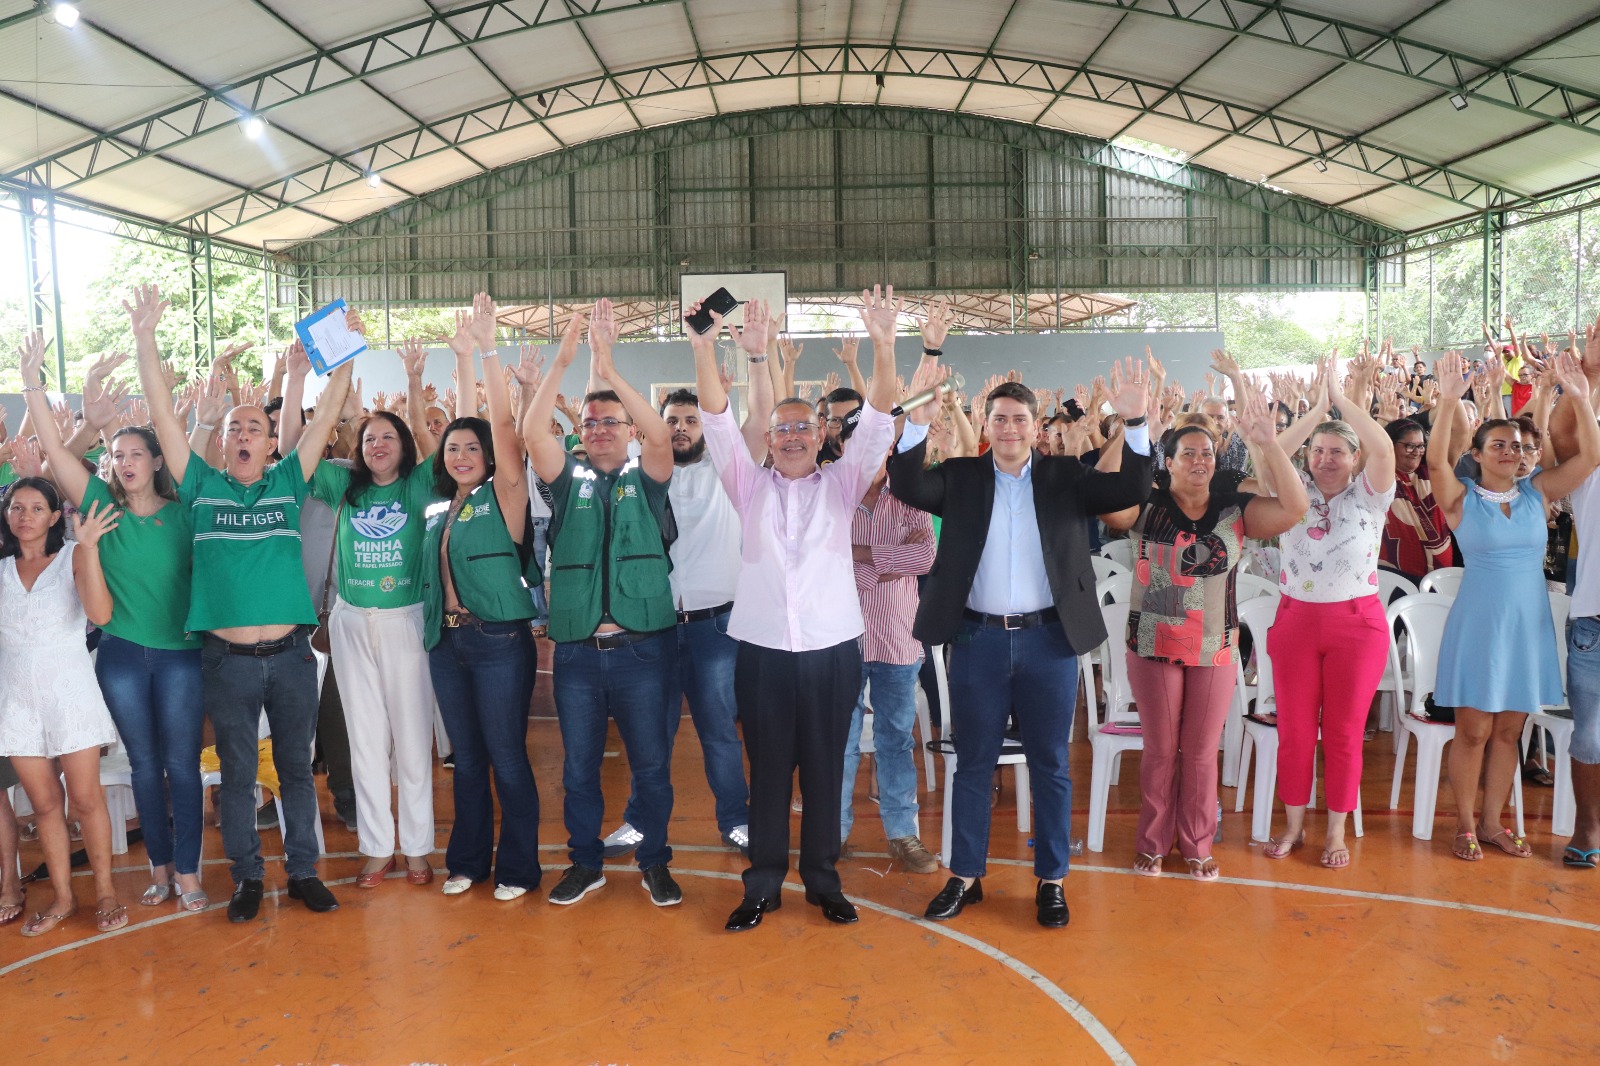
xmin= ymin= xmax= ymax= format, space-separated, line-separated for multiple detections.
xmin=920 ymin=296 xmax=951 ymax=351
xmin=588 ymin=297 xmax=620 ymax=383
xmin=441 ymin=309 xmax=475 ymax=359
xmin=1434 ymin=352 xmax=1470 ymax=401
xmin=82 ymin=367 xmax=131 ymax=430
xmin=1209 ymin=348 xmax=1242 ymax=379
xmin=859 ymin=285 xmax=901 ymax=346
xmin=16 ymin=330 xmax=47 ymax=387
xmin=1234 ymin=380 xmax=1276 ymax=448
xmin=285 ymin=339 xmax=311 ymax=380
xmin=1553 ymin=351 xmax=1591 ymax=401
xmin=123 ymin=284 xmax=168 ymax=336
xmin=716 ymin=358 xmax=733 ymax=395
xmin=398 ymin=337 xmax=427 ymax=379
xmin=468 ymin=292 xmax=498 ymax=352
xmin=822 ymin=371 xmax=841 ymax=395
xmin=1106 ymin=356 xmax=1149 ymax=420
xmin=510 ymin=342 xmax=546 ymax=394
xmin=344 ymin=305 xmax=367 ymax=337
xmin=729 ymin=298 xmax=770 ymax=357
xmin=902 ymin=356 xmax=951 ymax=426
xmin=777 ymin=335 xmax=803 ymax=375
xmin=11 ymin=436 xmax=42 ymax=478
xmin=833 ymin=335 xmax=860 ymax=367
xmin=71 ymin=499 xmax=120 ymax=550
xmin=195 ymin=373 xmax=230 ymax=426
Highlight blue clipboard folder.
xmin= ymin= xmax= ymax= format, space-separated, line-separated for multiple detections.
xmin=294 ymin=299 xmax=368 ymax=375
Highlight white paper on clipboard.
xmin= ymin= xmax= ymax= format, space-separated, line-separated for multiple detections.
xmin=295 ymin=299 xmax=367 ymax=375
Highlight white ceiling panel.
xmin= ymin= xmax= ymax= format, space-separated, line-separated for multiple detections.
xmin=630 ymin=86 xmax=720 ymax=129
xmin=1364 ymin=98 xmax=1546 ymax=171
xmin=1181 ymin=37 xmax=1343 ymax=110
xmin=849 ymin=0 xmax=905 ymax=43
xmin=1271 ymin=158 xmax=1393 ymax=208
xmin=88 ymin=0 xmax=309 ymax=88
xmin=1084 ymin=16 xmax=1238 ymax=85
xmin=956 ymin=83 xmax=1057 ymax=125
xmin=1335 ymin=184 xmax=1476 ymax=230
xmin=710 ymin=80 xmax=798 ymax=113
xmin=1273 ymin=65 xmax=1438 ymax=135
xmin=154 ymin=122 xmax=339 ymax=189
xmin=375 ymin=149 xmax=484 ymax=195
xmin=225 ymin=206 xmax=341 ymax=247
xmin=1405 ymin=0 xmax=1595 ymax=60
xmin=1454 ymin=124 xmax=1600 ymax=196
xmin=877 ymin=76 xmax=967 ymax=111
xmin=307 ymin=178 xmax=412 ymax=222
xmin=1039 ymin=97 xmax=1142 ymax=142
xmin=799 ymin=73 xmax=878 ymax=106
xmin=895 ymin=0 xmax=1011 ymax=52
xmin=1117 ymin=113 xmax=1230 ymax=157
xmin=266 ymin=0 xmax=434 ymax=50
xmin=1189 ymin=136 xmax=1316 ymax=182
xmin=539 ymin=101 xmax=639 ymax=146
xmin=69 ymin=156 xmax=243 ymax=220
xmin=0 ymin=20 xmax=196 ymax=129
xmin=1285 ymin=0 xmax=1443 ymax=33
xmin=688 ymin=0 xmax=802 ymax=53
xmin=0 ymin=97 xmax=97 ymax=171
xmin=450 ymin=123 xmax=563 ymax=170
xmin=471 ymin=22 xmax=605 ymax=93
xmin=267 ymin=81 xmax=418 ymax=155
xmin=1517 ymin=23 xmax=1600 ymax=97
xmin=363 ymin=48 xmax=508 ymax=123
xmin=993 ymin=0 xmax=1125 ymax=67
xmin=799 ymin=0 xmax=853 ymax=41
xmin=586 ymin=5 xmax=697 ymax=72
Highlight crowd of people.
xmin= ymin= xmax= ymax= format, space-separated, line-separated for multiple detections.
xmin=1 ymin=287 xmax=1597 ymax=940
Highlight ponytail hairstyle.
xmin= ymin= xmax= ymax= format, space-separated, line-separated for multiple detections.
xmin=106 ymin=426 xmax=177 ymax=508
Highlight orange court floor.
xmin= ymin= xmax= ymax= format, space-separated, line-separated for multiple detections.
xmin=4 ymin=685 xmax=1597 ymax=1066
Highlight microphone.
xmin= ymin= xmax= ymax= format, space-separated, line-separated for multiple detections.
xmin=889 ymin=372 xmax=965 ymax=417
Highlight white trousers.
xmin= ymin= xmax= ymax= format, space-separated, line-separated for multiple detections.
xmin=329 ymin=597 xmax=437 ymax=859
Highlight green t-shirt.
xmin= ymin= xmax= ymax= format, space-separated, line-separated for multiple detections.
xmin=180 ymin=458 xmax=317 ymax=632
xmin=0 ymin=462 xmax=14 ymax=488
xmin=82 ymin=478 xmax=199 ymax=650
xmin=309 ymin=461 xmax=439 ymax=609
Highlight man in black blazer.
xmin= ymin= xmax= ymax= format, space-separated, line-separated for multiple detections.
xmin=887 ymin=358 xmax=1154 ymax=928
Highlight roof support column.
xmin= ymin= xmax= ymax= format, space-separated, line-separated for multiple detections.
xmin=20 ymin=192 xmax=66 ymax=387
xmin=1006 ymin=145 xmax=1027 ymax=332
xmin=1482 ymin=208 xmax=1506 ymax=335
xmin=188 ymin=234 xmax=214 ymax=369
xmin=652 ymin=149 xmax=671 ymax=332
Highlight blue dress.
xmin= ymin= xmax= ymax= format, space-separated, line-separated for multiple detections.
xmin=1434 ymin=477 xmax=1563 ymax=714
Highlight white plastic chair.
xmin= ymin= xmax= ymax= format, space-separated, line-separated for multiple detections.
xmin=860 ymin=654 xmax=940 ymax=793
xmin=1523 ymin=712 xmax=1576 ymax=837
xmin=1418 ymin=567 xmax=1464 ymax=596
xmin=1091 ymin=555 xmax=1129 ymax=583
xmin=1095 ymin=572 xmax=1133 ymax=605
xmin=1371 ymin=572 xmax=1420 ymax=736
xmin=1221 ymin=573 xmax=1281 ymax=786
xmin=99 ymin=746 xmax=137 ymax=857
xmin=1378 ymin=570 xmax=1419 ymax=605
xmin=1099 ymin=539 xmax=1134 ymax=570
xmin=936 ymin=740 xmax=1030 ymax=870
xmin=1087 ymin=601 xmax=1141 ymax=853
xmin=1235 ymin=571 xmax=1282 ymax=605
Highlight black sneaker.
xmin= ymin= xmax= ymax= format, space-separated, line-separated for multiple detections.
xmin=287 ymin=876 xmax=340 ymax=913
xmin=640 ymin=865 xmax=682 ymax=907
xmin=227 ymin=879 xmax=264 ymax=923
xmin=255 ymin=803 xmax=279 ymax=830
xmin=547 ymin=864 xmax=606 ymax=906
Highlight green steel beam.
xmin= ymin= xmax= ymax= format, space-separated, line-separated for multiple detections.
xmin=176 ymin=47 xmax=1516 ymax=239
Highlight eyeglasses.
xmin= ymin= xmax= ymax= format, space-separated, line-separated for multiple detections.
xmin=579 ymin=417 xmax=631 ymax=433
xmin=824 ymin=416 xmax=849 ymax=427
xmin=771 ymin=421 xmax=817 ymax=437
xmin=1398 ymin=442 xmax=1427 ymax=453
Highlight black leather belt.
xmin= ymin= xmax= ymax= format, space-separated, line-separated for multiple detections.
xmin=676 ymin=601 xmax=733 ymax=625
xmin=962 ymin=607 xmax=1060 ymax=631
xmin=580 ymin=629 xmax=662 ymax=651
xmin=207 ymin=626 xmax=306 ymax=657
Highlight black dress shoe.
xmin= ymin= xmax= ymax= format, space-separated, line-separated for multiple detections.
xmin=287 ymin=876 xmax=340 ymax=913
xmin=1035 ymin=880 xmax=1069 ymax=928
xmin=924 ymin=876 xmax=982 ymax=921
xmin=804 ymin=890 xmax=858 ymax=924
xmin=227 ymin=879 xmax=264 ymax=923
xmin=725 ymin=896 xmax=781 ymax=932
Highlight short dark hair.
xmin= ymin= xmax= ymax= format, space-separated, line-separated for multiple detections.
xmin=983 ymin=381 xmax=1039 ymax=419
xmin=1 ymin=477 xmax=67 ymax=558
xmin=1385 ymin=417 xmax=1424 ymax=443
xmin=263 ymin=396 xmax=285 ymax=418
xmin=1515 ymin=415 xmax=1542 ymax=447
xmin=660 ymin=388 xmax=698 ymax=414
xmin=432 ymin=416 xmax=496 ymax=498
xmin=772 ymin=396 xmax=813 ymax=417
xmin=1471 ymin=418 xmax=1519 ymax=453
xmin=583 ymin=389 xmax=623 ymax=408
xmin=825 ymin=387 xmax=862 ymax=408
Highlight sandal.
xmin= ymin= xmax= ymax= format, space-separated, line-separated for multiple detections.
xmin=1561 ymin=846 xmax=1599 ymax=869
xmin=0 ymin=890 xmax=23 ymax=926
xmin=1452 ymin=832 xmax=1482 ymax=861
xmin=1185 ymin=857 xmax=1220 ymax=882
xmin=140 ymin=880 xmax=175 ymax=907
xmin=95 ymin=899 xmax=129 ymax=933
xmin=1263 ymin=833 xmax=1304 ymax=860
xmin=1478 ymin=827 xmax=1533 ymax=858
xmin=1320 ymin=846 xmax=1351 ymax=869
xmin=1133 ymin=853 xmax=1164 ymax=877
xmin=20 ymin=905 xmax=76 ymax=937
xmin=1522 ymin=765 xmax=1555 ymax=787
xmin=180 ymin=887 xmax=210 ymax=912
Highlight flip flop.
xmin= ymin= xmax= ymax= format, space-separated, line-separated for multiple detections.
xmin=1264 ymin=834 xmax=1304 ymax=860
xmin=1561 ymin=847 xmax=1599 ymax=869
xmin=21 ymin=906 xmax=76 ymax=937
xmin=1133 ymin=853 xmax=1164 ymax=877
xmin=0 ymin=891 xmax=23 ymax=926
xmin=1185 ymin=857 xmax=1220 ymax=882
xmin=1320 ymin=846 xmax=1351 ymax=869
xmin=95 ymin=900 xmax=129 ymax=933
xmin=1452 ymin=832 xmax=1481 ymax=861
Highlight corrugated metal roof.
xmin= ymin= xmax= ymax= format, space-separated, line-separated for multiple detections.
xmin=0 ymin=0 xmax=1594 ymax=246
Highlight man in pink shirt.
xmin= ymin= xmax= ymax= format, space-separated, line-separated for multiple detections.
xmin=690 ymin=289 xmax=902 ymax=932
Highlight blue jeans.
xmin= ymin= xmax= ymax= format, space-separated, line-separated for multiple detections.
xmin=1567 ymin=616 xmax=1600 ymax=764
xmin=96 ymin=634 xmax=204 ymax=874
xmin=947 ymin=620 xmax=1078 ymax=880
xmin=841 ymin=661 xmax=922 ymax=842
xmin=430 ymin=622 xmax=541 ymax=888
xmin=553 ymin=630 xmax=677 ymax=870
xmin=203 ymin=629 xmax=322 ymax=883
xmin=623 ymin=612 xmax=749 ymax=834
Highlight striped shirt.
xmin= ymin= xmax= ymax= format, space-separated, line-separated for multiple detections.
xmin=852 ymin=477 xmax=934 ymax=666
xmin=179 ymin=458 xmax=318 ymax=632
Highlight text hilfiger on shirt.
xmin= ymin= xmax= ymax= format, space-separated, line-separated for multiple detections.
xmin=211 ymin=510 xmax=288 ymax=527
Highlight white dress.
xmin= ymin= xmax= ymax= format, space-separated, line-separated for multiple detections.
xmin=0 ymin=544 xmax=118 ymax=758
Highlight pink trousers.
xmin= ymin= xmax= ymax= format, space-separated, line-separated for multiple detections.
xmin=1126 ymin=654 xmax=1237 ymax=860
xmin=1266 ymin=595 xmax=1391 ymax=813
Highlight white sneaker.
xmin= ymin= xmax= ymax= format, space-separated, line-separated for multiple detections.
xmin=722 ymin=825 xmax=750 ymax=853
xmin=493 ymin=884 xmax=528 ymax=901
xmin=602 ymin=822 xmax=644 ymax=857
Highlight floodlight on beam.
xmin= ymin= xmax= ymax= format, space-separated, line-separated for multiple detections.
xmin=366 ymin=172 xmax=383 ymax=189
xmin=1313 ymin=159 xmax=1329 ymax=172
xmin=1449 ymin=93 xmax=1468 ymax=111
xmin=51 ymin=3 xmax=79 ymax=28
xmin=242 ymin=115 xmax=266 ymax=140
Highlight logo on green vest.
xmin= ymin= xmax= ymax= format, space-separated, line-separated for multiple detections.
xmin=457 ymin=503 xmax=475 ymax=523
xmin=380 ymin=576 xmax=397 ymax=592
xmin=615 ymin=484 xmax=637 ymax=501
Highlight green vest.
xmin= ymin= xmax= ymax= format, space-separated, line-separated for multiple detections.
xmin=548 ymin=460 xmax=674 ymax=643
xmin=420 ymin=481 xmax=537 ymax=649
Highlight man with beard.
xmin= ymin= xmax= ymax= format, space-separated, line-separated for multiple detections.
xmin=600 ymin=388 xmax=752 ymax=858
xmin=819 ymin=387 xmax=862 ymax=465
